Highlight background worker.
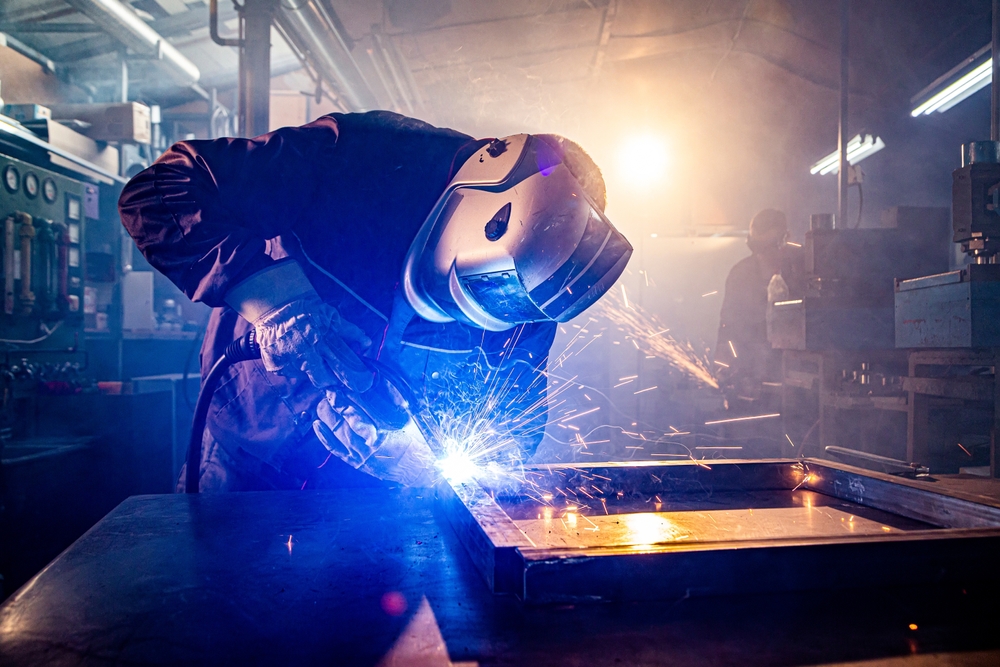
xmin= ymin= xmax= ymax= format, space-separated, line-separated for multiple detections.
xmin=715 ymin=208 xmax=804 ymax=403
xmin=118 ymin=111 xmax=631 ymax=491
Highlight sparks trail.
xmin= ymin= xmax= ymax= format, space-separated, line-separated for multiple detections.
xmin=426 ymin=288 xmax=719 ymax=478
xmin=589 ymin=289 xmax=719 ymax=389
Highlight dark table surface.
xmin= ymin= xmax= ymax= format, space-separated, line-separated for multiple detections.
xmin=1 ymin=486 xmax=998 ymax=666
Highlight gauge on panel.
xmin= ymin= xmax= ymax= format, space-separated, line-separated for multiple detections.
xmin=3 ymin=165 xmax=18 ymax=193
xmin=24 ymin=172 xmax=39 ymax=199
xmin=42 ymin=178 xmax=57 ymax=203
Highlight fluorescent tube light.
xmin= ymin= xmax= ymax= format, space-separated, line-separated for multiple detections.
xmin=911 ymin=44 xmax=991 ymax=117
xmin=809 ymin=134 xmax=885 ymax=175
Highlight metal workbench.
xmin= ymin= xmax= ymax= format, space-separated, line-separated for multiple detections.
xmin=1 ymin=486 xmax=999 ymax=666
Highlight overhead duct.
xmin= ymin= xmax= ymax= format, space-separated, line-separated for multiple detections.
xmin=276 ymin=0 xmax=379 ymax=111
xmin=62 ymin=0 xmax=200 ymax=87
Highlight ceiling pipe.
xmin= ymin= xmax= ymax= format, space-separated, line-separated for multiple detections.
xmin=62 ymin=0 xmax=200 ymax=87
xmin=275 ymin=0 xmax=378 ymax=111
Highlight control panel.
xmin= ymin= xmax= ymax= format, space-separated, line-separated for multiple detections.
xmin=0 ymin=154 xmax=85 ymax=352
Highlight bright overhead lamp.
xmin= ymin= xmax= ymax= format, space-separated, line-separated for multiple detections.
xmin=617 ymin=133 xmax=669 ymax=189
xmin=911 ymin=44 xmax=991 ymax=117
xmin=809 ymin=133 xmax=886 ymax=175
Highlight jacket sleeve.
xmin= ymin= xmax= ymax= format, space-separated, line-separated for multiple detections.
xmin=118 ymin=115 xmax=340 ymax=306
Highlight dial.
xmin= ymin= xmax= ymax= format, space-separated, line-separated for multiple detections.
xmin=42 ymin=178 xmax=57 ymax=203
xmin=2 ymin=165 xmax=18 ymax=193
xmin=23 ymin=172 xmax=38 ymax=198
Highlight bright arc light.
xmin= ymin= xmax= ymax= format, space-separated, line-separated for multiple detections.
xmin=437 ymin=450 xmax=480 ymax=483
xmin=911 ymin=55 xmax=992 ymax=118
xmin=809 ymin=134 xmax=885 ymax=176
xmin=617 ymin=134 xmax=669 ymax=189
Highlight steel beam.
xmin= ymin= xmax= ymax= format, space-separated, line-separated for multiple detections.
xmin=239 ymin=0 xmax=277 ymax=138
xmin=837 ymin=0 xmax=848 ymax=228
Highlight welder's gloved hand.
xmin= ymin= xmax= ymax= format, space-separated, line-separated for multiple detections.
xmin=313 ymin=389 xmax=437 ymax=487
xmin=224 ymin=261 xmax=373 ymax=391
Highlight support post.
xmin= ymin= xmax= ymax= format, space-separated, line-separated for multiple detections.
xmin=837 ymin=0 xmax=849 ymax=228
xmin=120 ymin=54 xmax=129 ymax=103
xmin=993 ymin=0 xmax=999 ymax=142
xmin=239 ymin=0 xmax=277 ymax=138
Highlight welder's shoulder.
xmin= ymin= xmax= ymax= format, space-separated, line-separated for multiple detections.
xmin=326 ymin=110 xmax=474 ymax=143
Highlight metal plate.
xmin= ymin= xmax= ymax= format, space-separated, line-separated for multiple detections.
xmin=438 ymin=459 xmax=1000 ymax=604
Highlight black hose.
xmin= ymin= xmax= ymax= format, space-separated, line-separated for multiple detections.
xmin=185 ymin=330 xmax=260 ymax=493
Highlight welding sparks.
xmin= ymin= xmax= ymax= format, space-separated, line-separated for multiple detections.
xmin=701 ymin=290 xmax=718 ymax=297
xmin=560 ymin=407 xmax=600 ymax=422
xmin=792 ymin=472 xmax=817 ymax=492
xmin=727 ymin=340 xmax=737 ymax=358
xmin=590 ymin=289 xmax=718 ymax=389
xmin=957 ymin=443 xmax=972 ymax=457
xmin=704 ymin=413 xmax=780 ymax=425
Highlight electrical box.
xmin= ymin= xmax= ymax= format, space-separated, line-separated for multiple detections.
xmin=48 ymin=103 xmax=152 ymax=145
xmin=0 ymin=154 xmax=86 ymax=351
xmin=121 ymin=271 xmax=155 ymax=331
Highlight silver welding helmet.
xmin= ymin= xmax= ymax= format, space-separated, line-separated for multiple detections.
xmin=402 ymin=134 xmax=633 ymax=331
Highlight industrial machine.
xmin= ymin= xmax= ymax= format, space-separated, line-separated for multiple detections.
xmin=895 ymin=142 xmax=1000 ymax=348
xmin=0 ymin=154 xmax=86 ymax=353
xmin=769 ymin=207 xmax=950 ymax=350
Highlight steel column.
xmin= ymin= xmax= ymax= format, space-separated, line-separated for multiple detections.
xmin=837 ymin=0 xmax=849 ymax=228
xmin=240 ymin=0 xmax=277 ymax=138
xmin=993 ymin=0 xmax=999 ymax=141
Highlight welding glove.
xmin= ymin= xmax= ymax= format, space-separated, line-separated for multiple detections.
xmin=224 ymin=261 xmax=374 ymax=391
xmin=313 ymin=388 xmax=437 ymax=487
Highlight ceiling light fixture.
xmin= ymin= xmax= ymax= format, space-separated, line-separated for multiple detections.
xmin=809 ymin=134 xmax=885 ymax=175
xmin=617 ymin=133 xmax=669 ymax=189
xmin=911 ymin=44 xmax=991 ymax=117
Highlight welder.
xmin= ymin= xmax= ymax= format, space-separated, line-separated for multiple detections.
xmin=715 ymin=208 xmax=804 ymax=401
xmin=119 ymin=112 xmax=631 ymax=491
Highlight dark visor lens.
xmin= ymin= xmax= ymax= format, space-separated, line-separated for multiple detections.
xmin=536 ymin=231 xmax=631 ymax=319
xmin=529 ymin=207 xmax=613 ymax=307
xmin=529 ymin=206 xmax=632 ymax=319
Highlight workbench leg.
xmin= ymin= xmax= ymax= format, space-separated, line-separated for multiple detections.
xmin=993 ymin=350 xmax=1000 ymax=478
xmin=816 ymin=352 xmax=837 ymax=456
xmin=781 ymin=352 xmax=792 ymax=457
xmin=907 ymin=392 xmax=931 ymax=465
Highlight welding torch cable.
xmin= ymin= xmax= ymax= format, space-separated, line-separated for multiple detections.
xmin=185 ymin=330 xmax=262 ymax=493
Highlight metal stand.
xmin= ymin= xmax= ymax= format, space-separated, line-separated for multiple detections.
xmin=780 ymin=349 xmax=908 ymax=458
xmin=904 ymin=349 xmax=1000 ymax=477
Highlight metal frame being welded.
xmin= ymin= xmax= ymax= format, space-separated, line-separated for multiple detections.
xmin=437 ymin=459 xmax=1000 ymax=604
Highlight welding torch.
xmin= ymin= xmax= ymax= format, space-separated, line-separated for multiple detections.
xmin=185 ymin=331 xmax=443 ymax=493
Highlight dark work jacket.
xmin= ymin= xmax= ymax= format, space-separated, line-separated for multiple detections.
xmin=119 ymin=111 xmax=556 ymax=474
xmin=715 ymin=245 xmax=804 ymax=380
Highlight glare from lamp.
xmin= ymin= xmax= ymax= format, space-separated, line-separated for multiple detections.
xmin=809 ymin=134 xmax=885 ymax=176
xmin=617 ymin=134 xmax=669 ymax=189
xmin=911 ymin=57 xmax=992 ymax=117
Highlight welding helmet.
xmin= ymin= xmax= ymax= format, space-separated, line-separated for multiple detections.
xmin=402 ymin=134 xmax=633 ymax=331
